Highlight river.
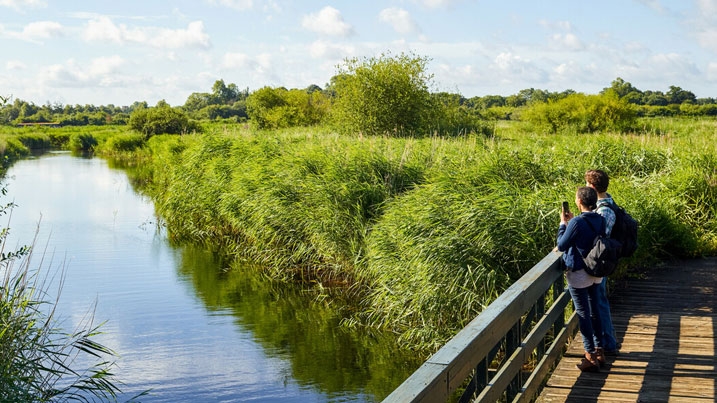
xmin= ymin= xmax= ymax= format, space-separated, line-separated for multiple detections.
xmin=2 ymin=151 xmax=419 ymax=402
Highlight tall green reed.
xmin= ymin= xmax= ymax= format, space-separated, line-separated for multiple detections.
xmin=128 ymin=119 xmax=716 ymax=350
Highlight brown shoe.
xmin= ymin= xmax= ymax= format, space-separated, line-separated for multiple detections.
xmin=595 ymin=347 xmax=606 ymax=367
xmin=576 ymin=351 xmax=600 ymax=372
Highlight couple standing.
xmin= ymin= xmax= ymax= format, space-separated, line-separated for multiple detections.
xmin=556 ymin=169 xmax=620 ymax=372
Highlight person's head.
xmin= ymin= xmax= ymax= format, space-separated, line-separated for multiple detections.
xmin=585 ymin=169 xmax=609 ymax=193
xmin=576 ymin=186 xmax=598 ymax=211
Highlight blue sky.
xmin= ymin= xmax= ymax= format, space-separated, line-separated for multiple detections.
xmin=1 ymin=0 xmax=716 ymax=107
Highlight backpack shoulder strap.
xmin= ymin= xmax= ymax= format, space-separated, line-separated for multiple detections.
xmin=597 ymin=200 xmax=616 ymax=213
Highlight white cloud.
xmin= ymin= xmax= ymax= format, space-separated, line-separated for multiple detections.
xmin=40 ymin=56 xmax=126 ymax=88
xmin=150 ymin=21 xmax=210 ymax=49
xmin=379 ymin=7 xmax=420 ymax=35
xmin=221 ymin=52 xmax=271 ymax=71
xmin=308 ymin=40 xmax=354 ymax=59
xmin=88 ymin=55 xmax=125 ymax=76
xmin=222 ymin=52 xmax=251 ymax=69
xmin=707 ymin=62 xmax=717 ymax=81
xmin=83 ymin=17 xmax=210 ymax=49
xmin=635 ymin=0 xmax=665 ymax=12
xmin=23 ymin=21 xmax=64 ymax=40
xmin=551 ymin=61 xmax=598 ymax=85
xmin=550 ymin=33 xmax=583 ymax=51
xmin=697 ymin=0 xmax=717 ymax=17
xmin=302 ymin=6 xmax=354 ymax=37
xmin=648 ymin=52 xmax=700 ymax=76
xmin=421 ymin=0 xmax=455 ymax=8
xmin=492 ymin=52 xmax=548 ymax=83
xmin=0 ymin=0 xmax=46 ymax=11
xmin=690 ymin=0 xmax=717 ymax=53
xmin=0 ymin=21 xmax=63 ymax=43
xmin=205 ymin=0 xmax=253 ymax=11
xmin=6 ymin=60 xmax=26 ymax=70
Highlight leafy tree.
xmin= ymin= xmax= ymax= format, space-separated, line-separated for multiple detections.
xmin=602 ymin=77 xmax=641 ymax=99
xmin=184 ymin=92 xmax=213 ymax=112
xmin=643 ymin=91 xmax=668 ymax=106
xmin=666 ymin=85 xmax=696 ymax=104
xmin=330 ymin=52 xmax=434 ymax=136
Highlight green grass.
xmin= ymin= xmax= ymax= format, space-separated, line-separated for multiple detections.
xmin=5 ymin=118 xmax=716 ymax=351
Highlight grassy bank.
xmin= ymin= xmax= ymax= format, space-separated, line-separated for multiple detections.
xmin=123 ymin=119 xmax=716 ymax=350
xmin=4 ymin=118 xmax=715 ymax=351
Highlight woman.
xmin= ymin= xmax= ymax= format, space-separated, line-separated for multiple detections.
xmin=557 ymin=186 xmax=606 ymax=372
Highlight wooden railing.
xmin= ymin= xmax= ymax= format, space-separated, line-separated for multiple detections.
xmin=383 ymin=251 xmax=579 ymax=403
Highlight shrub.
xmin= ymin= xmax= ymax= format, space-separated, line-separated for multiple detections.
xmin=522 ymin=92 xmax=637 ymax=133
xmin=330 ymin=52 xmax=434 ymax=137
xmin=129 ymin=104 xmax=201 ymax=137
xmin=246 ymin=87 xmax=328 ymax=129
xmin=103 ymin=131 xmax=146 ymax=152
xmin=68 ymin=132 xmax=98 ymax=151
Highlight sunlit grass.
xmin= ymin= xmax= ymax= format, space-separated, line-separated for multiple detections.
xmin=6 ymin=118 xmax=716 ymax=351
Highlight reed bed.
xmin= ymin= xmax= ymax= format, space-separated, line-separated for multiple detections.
xmin=107 ymin=119 xmax=717 ymax=349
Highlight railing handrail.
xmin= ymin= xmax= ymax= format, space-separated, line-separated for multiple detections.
xmin=383 ymin=250 xmax=578 ymax=402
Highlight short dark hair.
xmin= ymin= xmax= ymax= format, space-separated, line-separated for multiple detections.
xmin=585 ymin=169 xmax=609 ymax=193
xmin=577 ymin=186 xmax=598 ymax=210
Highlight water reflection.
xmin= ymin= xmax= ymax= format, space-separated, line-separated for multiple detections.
xmin=177 ymin=245 xmax=420 ymax=400
xmin=4 ymin=152 xmax=420 ymax=402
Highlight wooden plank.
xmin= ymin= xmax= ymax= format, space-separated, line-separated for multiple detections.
xmin=535 ymin=257 xmax=717 ymax=403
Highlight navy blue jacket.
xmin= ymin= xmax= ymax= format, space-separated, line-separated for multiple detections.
xmin=557 ymin=211 xmax=605 ymax=271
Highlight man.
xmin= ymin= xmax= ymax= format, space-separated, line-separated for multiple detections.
xmin=585 ymin=169 xmax=620 ymax=356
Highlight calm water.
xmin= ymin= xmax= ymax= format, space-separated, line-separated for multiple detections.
xmin=3 ymin=152 xmax=419 ymax=402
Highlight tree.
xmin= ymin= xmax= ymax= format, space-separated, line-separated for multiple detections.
xmin=666 ymin=85 xmax=696 ymax=104
xmin=330 ymin=52 xmax=434 ymax=136
xmin=602 ymin=77 xmax=641 ymax=99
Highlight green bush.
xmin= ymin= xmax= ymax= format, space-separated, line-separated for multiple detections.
xmin=129 ymin=104 xmax=201 ymax=137
xmin=103 ymin=131 xmax=146 ymax=152
xmin=246 ymin=87 xmax=328 ymax=129
xmin=522 ymin=92 xmax=637 ymax=133
xmin=0 ymin=136 xmax=30 ymax=166
xmin=330 ymin=52 xmax=434 ymax=137
xmin=68 ymin=132 xmax=98 ymax=151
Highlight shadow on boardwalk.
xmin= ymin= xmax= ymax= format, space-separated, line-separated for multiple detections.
xmin=537 ymin=257 xmax=717 ymax=402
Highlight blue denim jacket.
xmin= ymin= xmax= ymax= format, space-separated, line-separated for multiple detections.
xmin=557 ymin=211 xmax=605 ymax=271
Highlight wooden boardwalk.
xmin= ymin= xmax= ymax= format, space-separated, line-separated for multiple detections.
xmin=537 ymin=257 xmax=717 ymax=402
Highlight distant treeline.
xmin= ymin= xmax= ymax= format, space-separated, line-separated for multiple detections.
xmin=2 ymin=63 xmax=716 ymax=131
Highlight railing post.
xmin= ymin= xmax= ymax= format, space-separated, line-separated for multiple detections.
xmin=506 ymin=321 xmax=521 ymax=400
xmin=537 ymin=292 xmax=546 ymax=359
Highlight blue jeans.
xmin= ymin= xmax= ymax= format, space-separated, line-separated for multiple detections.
xmin=595 ymin=277 xmax=618 ymax=351
xmin=569 ymin=283 xmax=603 ymax=353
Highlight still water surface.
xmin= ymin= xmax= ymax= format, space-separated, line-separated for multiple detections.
xmin=3 ymin=152 xmax=419 ymax=402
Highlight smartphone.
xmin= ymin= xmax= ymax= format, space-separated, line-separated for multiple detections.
xmin=561 ymin=201 xmax=570 ymax=215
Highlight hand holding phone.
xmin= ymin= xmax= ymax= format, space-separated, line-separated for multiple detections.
xmin=560 ymin=201 xmax=572 ymax=224
xmin=561 ymin=201 xmax=570 ymax=215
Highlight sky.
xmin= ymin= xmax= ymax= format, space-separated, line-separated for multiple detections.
xmin=1 ymin=0 xmax=717 ymax=107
